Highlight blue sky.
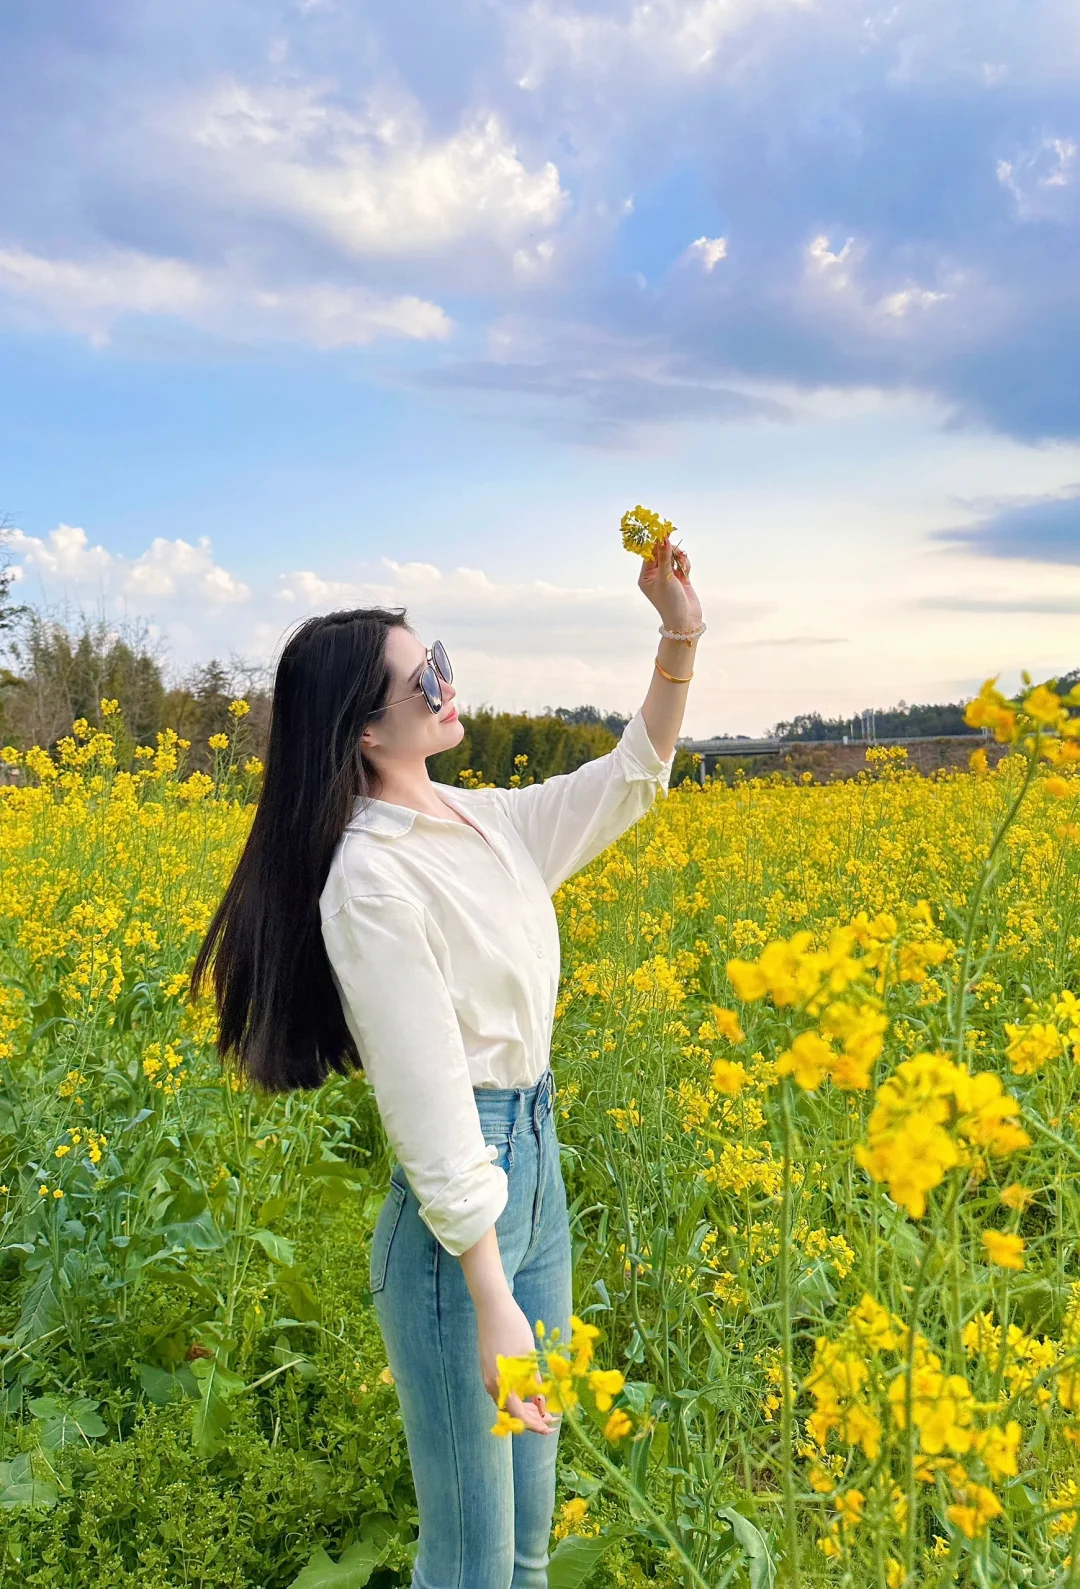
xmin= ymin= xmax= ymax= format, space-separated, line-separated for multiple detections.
xmin=1 ymin=0 xmax=1078 ymax=736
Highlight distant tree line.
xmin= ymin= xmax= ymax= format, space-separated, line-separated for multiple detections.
xmin=0 ymin=606 xmax=700 ymax=786
xmin=769 ymin=669 xmax=1080 ymax=743
xmin=5 ymin=520 xmax=1069 ymax=779
xmin=0 ymin=604 xmax=272 ymax=775
xmin=0 ymin=533 xmax=698 ymax=784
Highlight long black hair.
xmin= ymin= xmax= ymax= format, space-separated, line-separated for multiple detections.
xmin=190 ymin=606 xmax=409 ymax=1093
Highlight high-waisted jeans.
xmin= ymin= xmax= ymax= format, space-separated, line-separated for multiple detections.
xmin=369 ymin=1064 xmax=574 ymax=1589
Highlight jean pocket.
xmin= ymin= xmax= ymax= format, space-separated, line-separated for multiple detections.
xmin=484 ymin=1128 xmax=515 ymax=1177
xmin=369 ymin=1179 xmax=407 ymax=1294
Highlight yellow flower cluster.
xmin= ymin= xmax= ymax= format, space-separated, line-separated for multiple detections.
xmin=854 ymin=1051 xmax=1030 ymax=1218
xmin=965 ymin=675 xmax=1080 ymax=757
xmin=805 ymin=1295 xmax=1021 ymax=1548
xmin=491 ymin=1315 xmax=633 ymax=1443
xmin=142 ymin=1040 xmax=187 ymax=1096
xmin=1004 ymin=989 xmax=1080 ymax=1074
xmin=723 ymin=912 xmax=945 ymax=1093
xmin=619 ymin=503 xmax=677 ymax=558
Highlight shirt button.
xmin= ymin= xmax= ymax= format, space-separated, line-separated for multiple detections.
xmin=536 ymin=946 xmax=545 ymax=957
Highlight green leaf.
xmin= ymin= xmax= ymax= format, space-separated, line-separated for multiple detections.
xmin=274 ymin=1266 xmax=322 ymax=1323
xmin=188 ymin=1356 xmax=247 ymax=1458
xmin=251 ymin=1228 xmax=296 ymax=1266
xmin=0 ymin=1454 xmax=58 ymax=1511
xmin=547 ymin=1528 xmax=632 ymax=1589
xmin=298 ymin=1159 xmax=367 ymax=1183
xmin=159 ymin=1209 xmax=225 ymax=1252
xmin=285 ymin=1538 xmax=388 ymax=1588
xmin=15 ymin=1274 xmax=62 ymax=1348
xmin=716 ymin=1507 xmax=776 ymax=1589
xmin=137 ymin=1262 xmax=220 ymax=1310
xmin=790 ymin=1259 xmax=837 ymax=1321
xmin=1011 ymin=1278 xmax=1065 ymax=1334
xmin=137 ymin=1363 xmax=190 ymax=1406
xmin=258 ymin=1191 xmax=291 ymax=1225
xmin=618 ymin=1380 xmax=655 ymax=1416
xmin=29 ymin=1396 xmax=107 ymax=1449
xmin=271 ymin=1342 xmax=318 ymax=1380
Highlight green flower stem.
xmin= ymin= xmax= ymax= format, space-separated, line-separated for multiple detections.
xmin=1066 ymin=1505 xmax=1080 ymax=1589
xmin=952 ymin=743 xmax=1039 ymax=1071
xmin=1023 ymin=1110 xmax=1080 ymax=1170
xmin=779 ymin=1076 xmax=802 ymax=1586
xmin=903 ymin=1225 xmax=939 ymax=1582
xmin=556 ymin=1399 xmax=714 ymax=1589
xmin=946 ymin=1180 xmax=964 ymax=1375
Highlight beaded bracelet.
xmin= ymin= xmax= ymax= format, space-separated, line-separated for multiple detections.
xmin=659 ymin=621 xmax=706 ymax=644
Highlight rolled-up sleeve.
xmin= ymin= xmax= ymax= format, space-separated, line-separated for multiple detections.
xmin=491 ymin=707 xmax=676 ymax=895
xmin=320 ymin=892 xmax=508 ymax=1257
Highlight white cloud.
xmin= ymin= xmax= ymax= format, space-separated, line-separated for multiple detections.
xmin=514 ymin=0 xmax=810 ymax=85
xmin=879 ymin=286 xmax=950 ymax=317
xmin=805 ymin=234 xmax=955 ymax=328
xmin=806 ymin=233 xmax=858 ymax=288
xmin=512 ymin=238 xmax=557 ymax=277
xmin=686 ymin=235 xmax=727 ymax=271
xmin=997 ymin=135 xmax=1077 ymax=219
xmin=8 ymin=525 xmax=250 ymax=607
xmin=182 ymin=80 xmax=566 ymax=261
xmin=8 ymin=524 xmax=115 ymax=584
xmin=0 ymin=246 xmax=451 ymax=347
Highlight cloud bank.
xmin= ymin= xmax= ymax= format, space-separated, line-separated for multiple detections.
xmin=0 ymin=0 xmax=1075 ymax=443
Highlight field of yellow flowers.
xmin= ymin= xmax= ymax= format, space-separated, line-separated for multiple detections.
xmin=1 ymin=676 xmax=1079 ymax=1589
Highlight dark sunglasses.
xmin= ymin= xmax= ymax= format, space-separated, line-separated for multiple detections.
xmin=382 ymin=640 xmax=453 ymax=714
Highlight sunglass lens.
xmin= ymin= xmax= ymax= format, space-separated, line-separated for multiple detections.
xmin=433 ymin=640 xmax=452 ymax=684
xmin=421 ymin=665 xmax=442 ymax=712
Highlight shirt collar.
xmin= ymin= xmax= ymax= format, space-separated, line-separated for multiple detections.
xmin=344 ymin=782 xmax=477 ymax=839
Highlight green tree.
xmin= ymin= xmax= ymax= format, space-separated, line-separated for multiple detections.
xmin=161 ymin=655 xmax=272 ymax=773
xmin=0 ymin=602 xmax=167 ymax=754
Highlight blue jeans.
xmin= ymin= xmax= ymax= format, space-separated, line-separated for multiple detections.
xmin=369 ymin=1064 xmax=574 ymax=1589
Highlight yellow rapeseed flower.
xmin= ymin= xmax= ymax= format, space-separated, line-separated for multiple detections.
xmin=620 ymin=503 xmax=676 ymax=558
xmin=603 ymin=1407 xmax=633 ymax=1440
xmin=710 ymin=1057 xmax=748 ymax=1096
xmin=710 ymin=1005 xmax=745 ymax=1043
xmin=964 ymin=678 xmax=1018 ymax=744
xmin=1023 ymin=684 xmax=1063 ymax=727
xmin=946 ymin=1480 xmax=1003 ymax=1538
xmin=1004 ymin=1019 xmax=1063 ymax=1074
xmin=982 ymin=1230 xmax=1025 ymax=1270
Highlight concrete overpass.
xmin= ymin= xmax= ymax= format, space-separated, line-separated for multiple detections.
xmin=676 ymin=732 xmax=990 ymax=783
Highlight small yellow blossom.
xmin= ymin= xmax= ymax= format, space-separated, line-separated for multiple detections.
xmin=710 ymin=1006 xmax=745 ymax=1043
xmin=982 ymin=1230 xmax=1025 ymax=1270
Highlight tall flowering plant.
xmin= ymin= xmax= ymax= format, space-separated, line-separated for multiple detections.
xmin=719 ymin=673 xmax=1080 ymax=1585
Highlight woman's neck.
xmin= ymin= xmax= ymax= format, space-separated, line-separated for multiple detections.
xmin=369 ymin=766 xmax=460 ymax=820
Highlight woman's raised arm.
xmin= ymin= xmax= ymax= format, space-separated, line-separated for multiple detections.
xmin=490 ymin=536 xmax=702 ymax=894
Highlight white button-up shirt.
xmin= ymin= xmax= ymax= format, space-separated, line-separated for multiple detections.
xmin=319 ymin=707 xmax=675 ymax=1257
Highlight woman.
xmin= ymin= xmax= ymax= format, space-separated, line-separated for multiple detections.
xmin=192 ymin=536 xmax=703 ymax=1588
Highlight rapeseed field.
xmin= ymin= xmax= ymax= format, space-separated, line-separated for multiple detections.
xmin=1 ymin=675 xmax=1079 ymax=1587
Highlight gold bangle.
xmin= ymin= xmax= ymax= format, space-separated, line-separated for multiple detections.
xmin=654 ymin=658 xmax=693 ymax=684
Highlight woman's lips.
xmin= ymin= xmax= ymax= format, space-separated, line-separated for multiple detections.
xmin=442 ymin=707 xmax=458 ymax=722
